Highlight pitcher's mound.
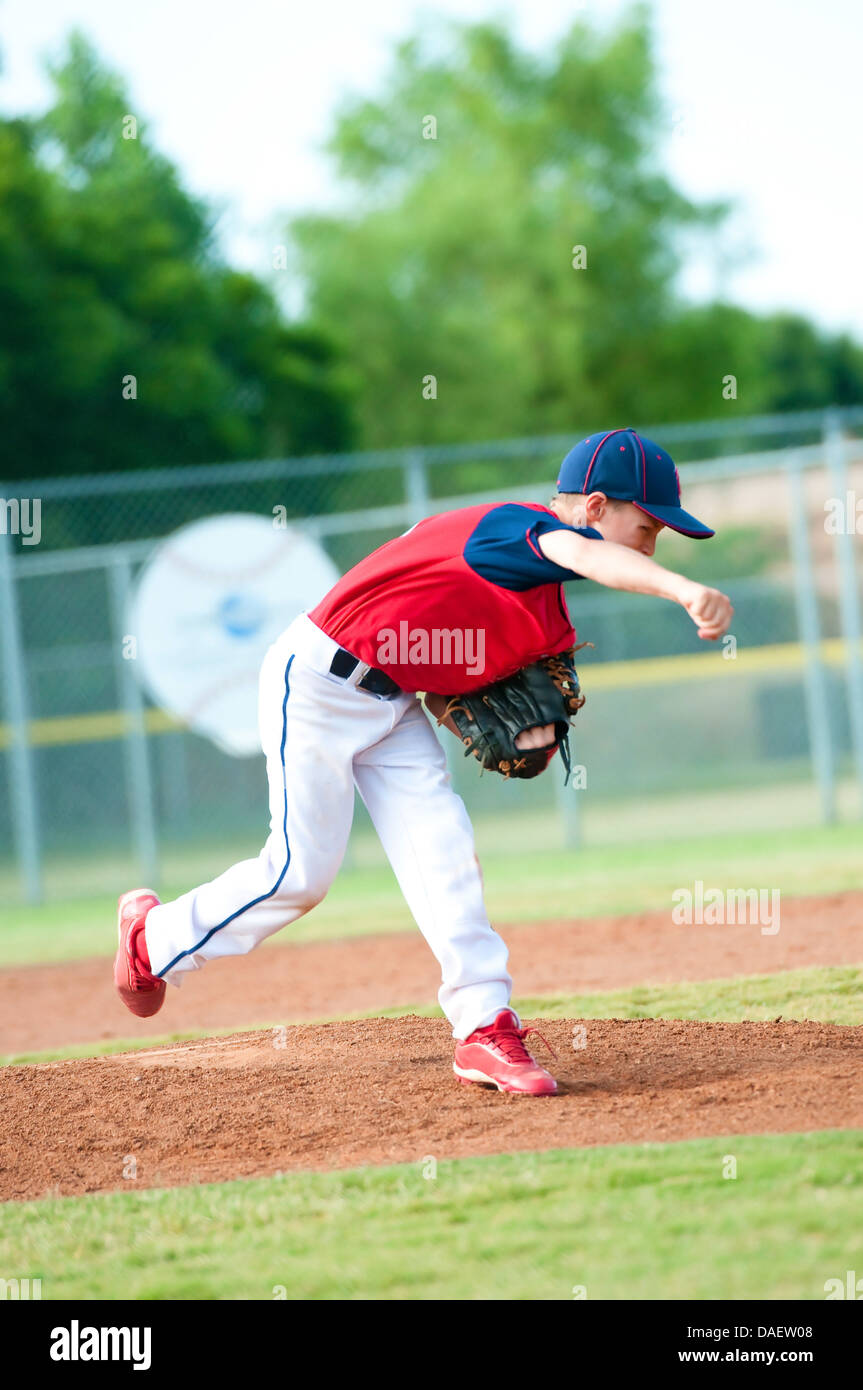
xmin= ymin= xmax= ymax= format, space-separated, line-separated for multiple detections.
xmin=2 ymin=1015 xmax=861 ymax=1201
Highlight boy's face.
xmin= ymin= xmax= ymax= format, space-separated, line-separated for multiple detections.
xmin=587 ymin=495 xmax=665 ymax=556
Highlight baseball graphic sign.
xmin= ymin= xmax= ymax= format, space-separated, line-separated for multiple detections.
xmin=129 ymin=514 xmax=340 ymax=755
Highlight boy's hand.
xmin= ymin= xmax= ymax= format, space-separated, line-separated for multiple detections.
xmin=514 ymin=724 xmax=556 ymax=749
xmin=676 ymin=579 xmax=734 ymax=640
xmin=425 ymin=694 xmax=555 ymax=749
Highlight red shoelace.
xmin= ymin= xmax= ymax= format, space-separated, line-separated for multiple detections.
xmin=485 ymin=1022 xmax=557 ymax=1064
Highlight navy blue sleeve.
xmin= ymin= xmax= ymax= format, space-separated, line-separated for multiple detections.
xmin=463 ymin=503 xmax=603 ymax=591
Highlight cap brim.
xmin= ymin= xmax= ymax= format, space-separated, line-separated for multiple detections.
xmin=633 ymin=501 xmax=714 ymax=538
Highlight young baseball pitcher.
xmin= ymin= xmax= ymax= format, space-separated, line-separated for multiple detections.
xmin=115 ymin=427 xmax=732 ymax=1095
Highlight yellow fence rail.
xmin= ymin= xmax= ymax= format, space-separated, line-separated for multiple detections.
xmin=0 ymin=637 xmax=859 ymax=751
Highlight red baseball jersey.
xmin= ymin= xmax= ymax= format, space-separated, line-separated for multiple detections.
xmin=309 ymin=502 xmax=601 ymax=694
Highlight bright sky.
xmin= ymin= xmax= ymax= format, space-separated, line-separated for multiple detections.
xmin=1 ymin=0 xmax=861 ymax=335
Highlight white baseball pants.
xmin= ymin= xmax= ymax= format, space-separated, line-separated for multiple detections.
xmin=143 ymin=613 xmax=513 ymax=1038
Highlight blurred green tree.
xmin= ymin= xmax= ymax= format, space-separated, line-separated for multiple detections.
xmin=289 ymin=13 xmax=728 ymax=446
xmin=756 ymin=314 xmax=863 ymax=413
xmin=0 ymin=33 xmax=355 ymax=483
xmin=289 ymin=12 xmax=863 ymax=447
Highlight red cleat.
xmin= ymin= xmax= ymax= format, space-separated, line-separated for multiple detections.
xmin=114 ymin=889 xmax=165 ymax=1018
xmin=453 ymin=1009 xmax=558 ymax=1095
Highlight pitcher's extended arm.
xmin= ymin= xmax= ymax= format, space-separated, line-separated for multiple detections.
xmin=538 ymin=531 xmax=733 ymax=641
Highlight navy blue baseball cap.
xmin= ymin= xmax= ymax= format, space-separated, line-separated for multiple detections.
xmin=556 ymin=427 xmax=714 ymax=538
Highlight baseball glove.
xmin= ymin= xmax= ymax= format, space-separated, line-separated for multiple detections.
xmin=435 ymin=647 xmax=588 ymax=781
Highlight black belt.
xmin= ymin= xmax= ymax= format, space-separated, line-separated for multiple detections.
xmin=329 ymin=647 xmax=401 ymax=697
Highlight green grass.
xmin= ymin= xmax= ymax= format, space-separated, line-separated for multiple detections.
xmin=519 ymin=963 xmax=863 ymax=1027
xmin=2 ymin=1131 xmax=861 ymax=1299
xmin=5 ymin=964 xmax=860 ymax=1067
xmin=1 ymin=820 xmax=861 ymax=968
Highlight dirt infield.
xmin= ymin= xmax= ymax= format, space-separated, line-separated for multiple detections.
xmin=2 ymin=1015 xmax=861 ymax=1201
xmin=2 ymin=892 xmax=860 ymax=1203
xmin=2 ymin=890 xmax=862 ymax=1057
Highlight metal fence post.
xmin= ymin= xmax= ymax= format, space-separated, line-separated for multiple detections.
xmin=404 ymin=449 xmax=430 ymax=526
xmin=824 ymin=411 xmax=863 ymax=812
xmin=108 ymin=555 xmax=160 ymax=887
xmin=787 ymin=459 xmax=836 ymax=823
xmin=554 ymin=752 xmax=581 ymax=848
xmin=0 ymin=528 xmax=42 ymax=901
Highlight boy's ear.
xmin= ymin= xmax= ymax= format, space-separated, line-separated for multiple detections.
xmin=584 ymin=491 xmax=610 ymax=524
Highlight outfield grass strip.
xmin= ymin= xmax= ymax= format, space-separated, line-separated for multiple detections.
xmin=3 ymin=821 xmax=863 ymax=966
xmin=3 ymin=962 xmax=860 ymax=1067
xmin=1 ymin=1130 xmax=861 ymax=1300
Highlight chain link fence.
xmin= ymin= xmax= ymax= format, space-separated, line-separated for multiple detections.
xmin=2 ymin=407 xmax=862 ymax=903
